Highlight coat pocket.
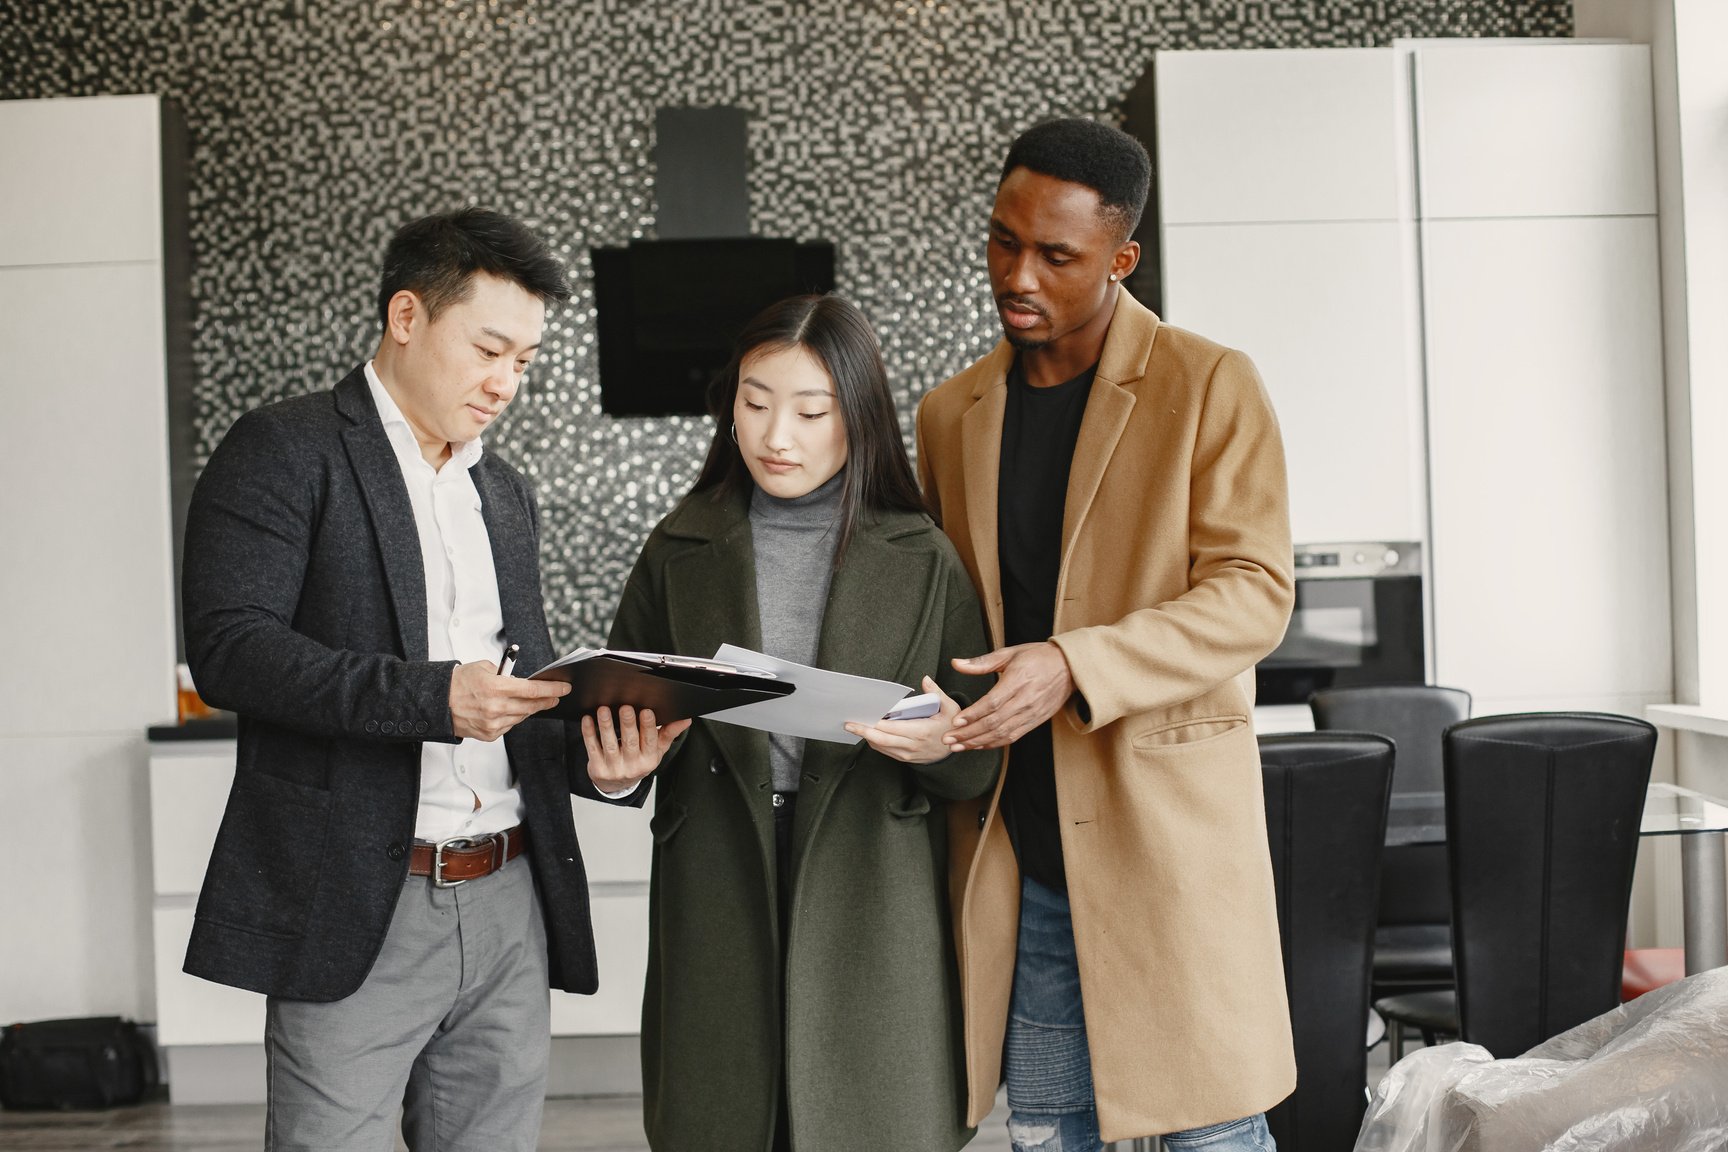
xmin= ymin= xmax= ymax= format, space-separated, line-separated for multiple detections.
xmin=197 ymin=772 xmax=332 ymax=939
xmin=1131 ymin=714 xmax=1249 ymax=750
xmin=649 ymin=801 xmax=689 ymax=844
xmin=886 ymin=792 xmax=932 ymax=819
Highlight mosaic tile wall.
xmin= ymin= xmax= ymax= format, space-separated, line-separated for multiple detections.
xmin=3 ymin=0 xmax=1568 ymax=648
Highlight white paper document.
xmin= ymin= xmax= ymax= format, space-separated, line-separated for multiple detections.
xmin=702 ymin=644 xmax=914 ymax=745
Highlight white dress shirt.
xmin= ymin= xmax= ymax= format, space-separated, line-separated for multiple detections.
xmin=365 ymin=362 xmax=524 ymax=843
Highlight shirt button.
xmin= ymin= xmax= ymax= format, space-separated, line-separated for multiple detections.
xmin=451 ymin=615 xmax=460 ymax=627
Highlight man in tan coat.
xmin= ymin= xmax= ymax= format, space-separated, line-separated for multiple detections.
xmin=916 ymin=118 xmax=1297 ymax=1150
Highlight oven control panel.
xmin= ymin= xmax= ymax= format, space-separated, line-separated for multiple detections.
xmin=1291 ymin=541 xmax=1422 ymax=579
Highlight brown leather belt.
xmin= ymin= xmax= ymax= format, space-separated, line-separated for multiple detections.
xmin=409 ymin=826 xmax=526 ymax=888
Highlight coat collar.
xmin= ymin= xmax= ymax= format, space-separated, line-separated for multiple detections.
xmin=659 ymin=483 xmax=942 ymax=801
xmin=958 ymin=290 xmax=1161 ymax=627
xmin=660 ymin=487 xmax=768 ymax=788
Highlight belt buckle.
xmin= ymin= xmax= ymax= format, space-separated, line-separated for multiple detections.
xmin=432 ymin=835 xmax=474 ymax=888
xmin=431 ymin=831 xmax=509 ymax=888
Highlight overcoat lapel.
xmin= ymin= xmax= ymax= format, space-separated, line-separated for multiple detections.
xmin=336 ymin=371 xmax=427 ymax=663
xmin=960 ymin=346 xmax=1013 ymax=645
xmin=1059 ymin=385 xmax=1135 ymax=579
xmin=1059 ymin=293 xmax=1159 ymax=586
xmin=660 ymin=498 xmax=772 ymax=794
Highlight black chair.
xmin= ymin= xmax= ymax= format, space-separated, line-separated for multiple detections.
xmin=1259 ymin=733 xmax=1394 ymax=1152
xmin=1376 ymin=712 xmax=1656 ymax=1059
xmin=1311 ymin=685 xmax=1471 ymax=1001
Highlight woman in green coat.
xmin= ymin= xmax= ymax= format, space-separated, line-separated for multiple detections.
xmin=583 ymin=294 xmax=999 ymax=1152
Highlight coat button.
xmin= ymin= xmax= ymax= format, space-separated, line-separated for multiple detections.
xmin=381 ymin=721 xmax=396 ymax=734
xmin=414 ymin=721 xmax=429 ymax=735
xmin=365 ymin=720 xmax=379 ymax=734
xmin=386 ymin=842 xmax=405 ymax=861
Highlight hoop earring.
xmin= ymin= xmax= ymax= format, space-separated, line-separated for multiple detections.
xmin=730 ymin=422 xmax=737 ymax=444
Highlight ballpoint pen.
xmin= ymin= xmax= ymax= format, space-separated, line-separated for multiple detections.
xmin=497 ymin=640 xmax=520 ymax=675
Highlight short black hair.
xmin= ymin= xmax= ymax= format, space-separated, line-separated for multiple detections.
xmin=376 ymin=207 xmax=571 ymax=329
xmin=1000 ymin=117 xmax=1152 ymax=241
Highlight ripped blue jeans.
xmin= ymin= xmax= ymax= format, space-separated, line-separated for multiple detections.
xmin=1004 ymin=876 xmax=1275 ymax=1152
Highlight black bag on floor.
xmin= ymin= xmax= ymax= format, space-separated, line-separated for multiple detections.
xmin=0 ymin=1016 xmax=158 ymax=1110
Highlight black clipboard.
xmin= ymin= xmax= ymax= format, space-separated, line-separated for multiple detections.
xmin=527 ymin=649 xmax=795 ymax=724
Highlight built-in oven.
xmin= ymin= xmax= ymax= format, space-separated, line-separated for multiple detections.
xmin=1255 ymin=542 xmax=1425 ymax=706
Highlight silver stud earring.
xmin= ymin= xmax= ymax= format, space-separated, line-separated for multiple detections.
xmin=1108 ymin=274 xmax=1119 ymax=282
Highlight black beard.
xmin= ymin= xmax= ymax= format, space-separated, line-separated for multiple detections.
xmin=1004 ymin=330 xmax=1049 ymax=350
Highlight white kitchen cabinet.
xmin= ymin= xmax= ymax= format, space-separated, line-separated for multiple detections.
xmin=0 ymin=263 xmax=175 ymax=735
xmin=1155 ymin=48 xmax=1404 ymax=225
xmin=1412 ymin=43 xmax=1657 ymax=220
xmin=0 ymin=96 xmax=177 ymax=1030
xmin=1155 ymin=42 xmax=1669 ymax=716
xmin=0 ymin=95 xmax=164 ymax=267
xmin=148 ymin=746 xmax=237 ymax=897
xmin=1423 ymin=214 xmax=1669 ymax=701
xmin=549 ymin=891 xmax=652 ymax=1036
xmin=1161 ymin=219 xmax=1424 ymax=544
xmin=151 ymin=905 xmax=267 ymax=1048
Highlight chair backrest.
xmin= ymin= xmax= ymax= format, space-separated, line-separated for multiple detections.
xmin=1259 ymin=733 xmax=1394 ymax=1152
xmin=1310 ymin=684 xmax=1471 ymax=795
xmin=1312 ymin=685 xmax=1471 ymax=928
xmin=1445 ymin=712 xmax=1656 ymax=1057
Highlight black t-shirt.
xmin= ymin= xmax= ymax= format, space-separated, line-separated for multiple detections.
xmin=997 ymin=355 xmax=1096 ymax=892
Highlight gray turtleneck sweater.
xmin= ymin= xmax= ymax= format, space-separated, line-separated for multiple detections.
xmin=749 ymin=471 xmax=845 ymax=793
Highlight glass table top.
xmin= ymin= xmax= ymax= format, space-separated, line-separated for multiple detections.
xmin=1383 ymin=782 xmax=1728 ymax=847
xmin=1640 ymin=782 xmax=1728 ymax=837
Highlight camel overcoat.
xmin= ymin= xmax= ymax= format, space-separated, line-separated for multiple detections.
xmin=914 ymin=289 xmax=1298 ymax=1142
xmin=608 ymin=486 xmax=1001 ymax=1152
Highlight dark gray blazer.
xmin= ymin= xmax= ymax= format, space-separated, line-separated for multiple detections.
xmin=182 ymin=366 xmax=630 ymax=1002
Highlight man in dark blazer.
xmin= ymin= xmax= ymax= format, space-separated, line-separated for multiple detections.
xmin=182 ymin=208 xmax=666 ymax=1150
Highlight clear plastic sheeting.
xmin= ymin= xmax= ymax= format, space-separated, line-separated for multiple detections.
xmin=1355 ymin=968 xmax=1728 ymax=1152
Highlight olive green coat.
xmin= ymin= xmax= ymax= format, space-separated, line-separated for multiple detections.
xmin=608 ymin=486 xmax=1001 ymax=1152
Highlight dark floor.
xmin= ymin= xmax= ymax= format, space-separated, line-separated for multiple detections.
xmin=0 ymin=1042 xmax=1397 ymax=1150
xmin=0 ymin=1092 xmax=1020 ymax=1151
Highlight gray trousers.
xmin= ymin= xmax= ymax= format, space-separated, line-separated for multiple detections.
xmin=264 ymin=855 xmax=550 ymax=1152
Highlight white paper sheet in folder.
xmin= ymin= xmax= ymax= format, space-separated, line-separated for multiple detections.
xmin=701 ymin=644 xmax=917 ymax=745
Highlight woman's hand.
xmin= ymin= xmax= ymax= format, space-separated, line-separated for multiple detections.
xmin=582 ymin=705 xmax=692 ymax=794
xmin=844 ymin=677 xmax=962 ymax=765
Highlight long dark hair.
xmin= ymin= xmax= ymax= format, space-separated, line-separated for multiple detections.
xmin=693 ymin=294 xmax=926 ymax=563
